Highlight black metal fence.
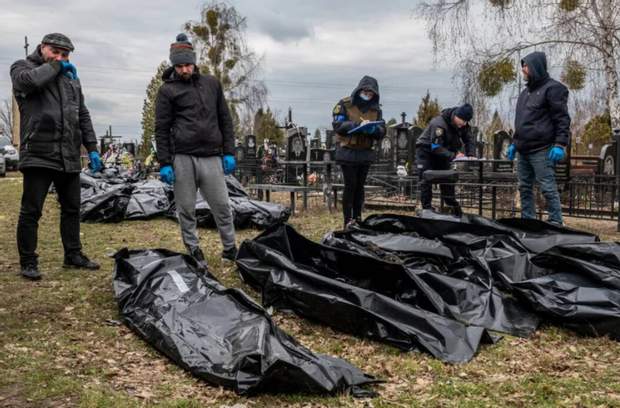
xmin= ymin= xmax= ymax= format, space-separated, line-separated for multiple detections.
xmin=235 ymin=156 xmax=620 ymax=223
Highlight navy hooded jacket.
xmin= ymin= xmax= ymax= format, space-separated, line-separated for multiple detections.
xmin=514 ymin=52 xmax=571 ymax=154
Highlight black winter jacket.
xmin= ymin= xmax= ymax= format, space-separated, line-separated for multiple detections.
xmin=514 ymin=52 xmax=571 ymax=154
xmin=10 ymin=46 xmax=98 ymax=173
xmin=416 ymin=108 xmax=475 ymax=160
xmin=155 ymin=66 xmax=235 ymax=166
xmin=332 ymin=75 xmax=386 ymax=164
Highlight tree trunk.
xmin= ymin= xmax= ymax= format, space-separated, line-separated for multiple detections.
xmin=11 ymin=94 xmax=20 ymax=147
xmin=602 ymin=55 xmax=620 ymax=132
xmin=599 ymin=0 xmax=620 ymax=132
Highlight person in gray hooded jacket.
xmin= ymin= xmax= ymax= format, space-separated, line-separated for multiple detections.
xmin=506 ymin=51 xmax=571 ymax=225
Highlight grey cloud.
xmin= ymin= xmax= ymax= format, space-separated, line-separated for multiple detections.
xmin=0 ymin=0 xmax=454 ymax=140
xmin=253 ymin=13 xmax=313 ymax=42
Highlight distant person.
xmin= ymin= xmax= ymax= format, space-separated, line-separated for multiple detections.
xmin=332 ymin=76 xmax=386 ymax=228
xmin=415 ymin=103 xmax=476 ymax=216
xmin=11 ymin=33 xmax=102 ymax=280
xmin=506 ymin=51 xmax=571 ymax=225
xmin=155 ymin=34 xmax=237 ymax=264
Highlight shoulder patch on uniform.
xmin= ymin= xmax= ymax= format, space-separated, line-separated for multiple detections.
xmin=333 ymin=104 xmax=342 ymax=114
xmin=435 ymin=127 xmax=444 ymax=136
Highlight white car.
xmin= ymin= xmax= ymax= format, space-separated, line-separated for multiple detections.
xmin=0 ymin=136 xmax=18 ymax=171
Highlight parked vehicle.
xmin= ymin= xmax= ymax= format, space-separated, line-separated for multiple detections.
xmin=0 ymin=155 xmax=6 ymax=177
xmin=0 ymin=136 xmax=18 ymax=171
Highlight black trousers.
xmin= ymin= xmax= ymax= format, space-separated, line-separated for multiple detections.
xmin=17 ymin=168 xmax=82 ymax=266
xmin=416 ymin=147 xmax=459 ymax=209
xmin=340 ymin=163 xmax=370 ymax=224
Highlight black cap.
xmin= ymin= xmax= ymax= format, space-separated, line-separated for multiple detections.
xmin=454 ymin=103 xmax=473 ymax=122
xmin=41 ymin=33 xmax=74 ymax=52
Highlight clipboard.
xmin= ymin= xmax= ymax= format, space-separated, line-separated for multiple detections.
xmin=347 ymin=120 xmax=385 ymax=135
xmin=452 ymin=156 xmax=478 ymax=162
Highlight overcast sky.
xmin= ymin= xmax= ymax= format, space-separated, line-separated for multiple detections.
xmin=0 ymin=0 xmax=461 ymax=142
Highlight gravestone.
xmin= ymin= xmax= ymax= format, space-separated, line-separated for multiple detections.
xmin=286 ymin=127 xmax=308 ymax=184
xmin=286 ymin=127 xmax=308 ymax=161
xmin=493 ymin=130 xmax=513 ymax=172
xmin=378 ymin=131 xmax=394 ymax=165
xmin=325 ymin=130 xmax=335 ymax=149
xmin=234 ymin=145 xmax=245 ymax=162
xmin=245 ymin=135 xmax=257 ymax=159
xmin=471 ymin=126 xmax=484 ymax=158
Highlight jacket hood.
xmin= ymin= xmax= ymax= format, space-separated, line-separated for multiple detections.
xmin=351 ymin=75 xmax=380 ymax=107
xmin=522 ymin=51 xmax=549 ymax=88
xmin=441 ymin=108 xmax=456 ymax=126
xmin=162 ymin=65 xmax=200 ymax=82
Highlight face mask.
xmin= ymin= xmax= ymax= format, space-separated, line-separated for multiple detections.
xmin=360 ymin=93 xmax=372 ymax=101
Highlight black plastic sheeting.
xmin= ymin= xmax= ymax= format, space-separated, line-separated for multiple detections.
xmin=165 ymin=177 xmax=291 ymax=229
xmin=79 ymin=171 xmax=289 ymax=229
xmin=237 ymin=224 xmax=495 ymax=363
xmin=237 ymin=213 xmax=620 ymax=362
xmin=80 ymin=173 xmax=172 ymax=222
xmin=113 ymin=248 xmax=378 ymax=396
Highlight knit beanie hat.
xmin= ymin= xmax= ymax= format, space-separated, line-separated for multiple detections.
xmin=169 ymin=33 xmax=196 ymax=66
xmin=454 ymin=103 xmax=473 ymax=122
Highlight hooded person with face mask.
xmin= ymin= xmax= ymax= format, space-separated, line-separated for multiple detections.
xmin=332 ymin=76 xmax=386 ymax=228
xmin=506 ymin=51 xmax=571 ymax=225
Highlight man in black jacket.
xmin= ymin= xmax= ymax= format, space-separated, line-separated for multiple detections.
xmin=415 ymin=104 xmax=476 ymax=215
xmin=332 ymin=76 xmax=386 ymax=228
xmin=506 ymin=51 xmax=571 ymax=225
xmin=155 ymin=34 xmax=237 ymax=264
xmin=11 ymin=33 xmax=102 ymax=280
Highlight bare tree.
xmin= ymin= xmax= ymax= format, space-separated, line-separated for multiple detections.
xmin=0 ymin=99 xmax=13 ymax=139
xmin=418 ymin=0 xmax=620 ymax=130
xmin=185 ymin=2 xmax=267 ymax=136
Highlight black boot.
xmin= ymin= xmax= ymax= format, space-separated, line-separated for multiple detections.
xmin=188 ymin=246 xmax=208 ymax=270
xmin=344 ymin=218 xmax=359 ymax=230
xmin=21 ymin=264 xmax=41 ymax=280
xmin=451 ymin=205 xmax=463 ymax=218
xmin=63 ymin=251 xmax=100 ymax=270
xmin=221 ymin=246 xmax=238 ymax=262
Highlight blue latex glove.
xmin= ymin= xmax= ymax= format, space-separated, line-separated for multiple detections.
xmin=160 ymin=165 xmax=175 ymax=185
xmin=88 ymin=151 xmax=102 ymax=172
xmin=548 ymin=146 xmax=565 ymax=163
xmin=59 ymin=61 xmax=78 ymax=80
xmin=222 ymin=154 xmax=236 ymax=175
xmin=431 ymin=143 xmax=441 ymax=151
xmin=507 ymin=144 xmax=516 ymax=161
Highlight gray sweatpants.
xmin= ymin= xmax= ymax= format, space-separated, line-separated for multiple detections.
xmin=173 ymin=154 xmax=236 ymax=251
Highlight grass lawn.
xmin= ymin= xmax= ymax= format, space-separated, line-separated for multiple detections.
xmin=1 ymin=173 xmax=620 ymax=407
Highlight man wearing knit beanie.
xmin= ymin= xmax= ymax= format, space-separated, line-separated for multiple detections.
xmin=415 ymin=103 xmax=476 ymax=217
xmin=155 ymin=33 xmax=238 ymax=265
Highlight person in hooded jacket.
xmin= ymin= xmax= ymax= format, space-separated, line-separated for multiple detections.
xmin=506 ymin=51 xmax=571 ymax=225
xmin=332 ymin=76 xmax=386 ymax=228
xmin=10 ymin=33 xmax=102 ymax=280
xmin=155 ymin=34 xmax=237 ymax=264
xmin=415 ymin=104 xmax=476 ymax=216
